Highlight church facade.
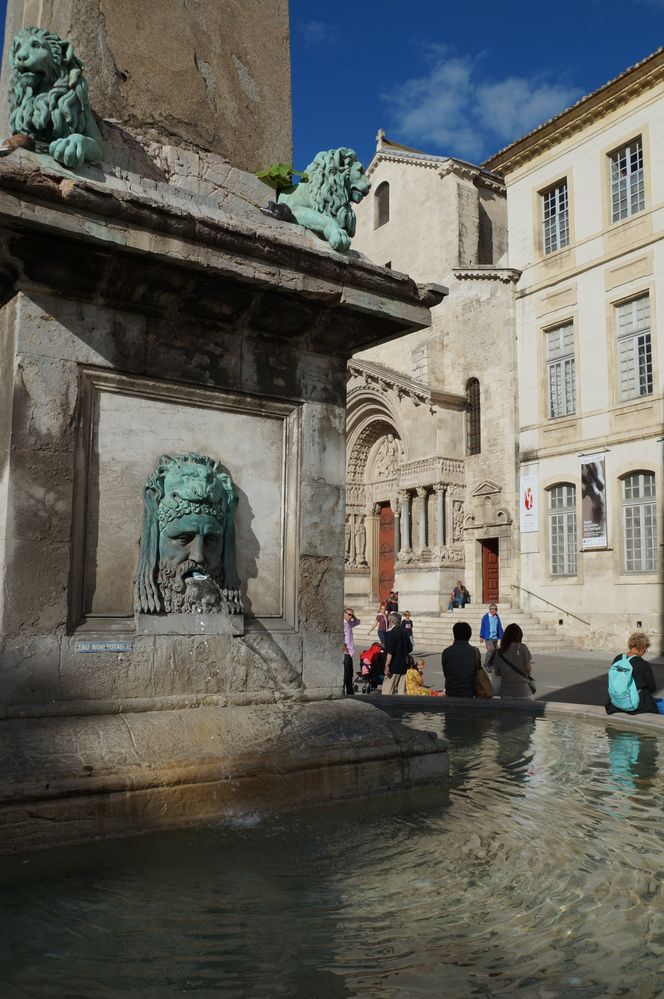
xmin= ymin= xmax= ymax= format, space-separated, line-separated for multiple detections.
xmin=347 ymin=134 xmax=520 ymax=617
xmin=348 ymin=47 xmax=664 ymax=651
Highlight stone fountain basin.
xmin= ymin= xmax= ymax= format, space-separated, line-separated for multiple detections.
xmin=0 ymin=699 xmax=449 ymax=853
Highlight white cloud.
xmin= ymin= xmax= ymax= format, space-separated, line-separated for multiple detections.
xmin=383 ymin=49 xmax=582 ymax=161
xmin=298 ymin=20 xmax=338 ymax=45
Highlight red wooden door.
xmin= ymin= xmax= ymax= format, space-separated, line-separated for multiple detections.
xmin=379 ymin=503 xmax=395 ymax=602
xmin=482 ymin=539 xmax=499 ymax=603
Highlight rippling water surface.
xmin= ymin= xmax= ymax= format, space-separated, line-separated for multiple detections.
xmin=1 ymin=714 xmax=664 ymax=998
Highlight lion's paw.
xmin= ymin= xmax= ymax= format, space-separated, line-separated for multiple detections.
xmin=49 ymin=134 xmax=86 ymax=170
xmin=329 ymin=230 xmax=351 ymax=252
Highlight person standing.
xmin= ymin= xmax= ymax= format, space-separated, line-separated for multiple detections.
xmin=494 ymin=623 xmax=534 ymax=700
xmin=343 ymin=607 xmax=360 ymax=650
xmin=441 ymin=621 xmax=477 ymax=697
xmin=402 ymin=610 xmax=414 ymax=650
xmin=386 ymin=591 xmax=399 ymax=613
xmin=382 ymin=612 xmax=409 ymax=694
xmin=342 ymin=642 xmax=354 ymax=696
xmin=480 ymin=603 xmax=504 ymax=668
xmin=367 ymin=601 xmax=389 ymax=648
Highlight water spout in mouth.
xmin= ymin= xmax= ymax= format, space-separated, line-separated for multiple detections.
xmin=184 ymin=573 xmax=224 ymax=613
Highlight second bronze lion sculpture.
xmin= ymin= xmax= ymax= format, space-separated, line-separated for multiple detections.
xmin=278 ymin=147 xmax=371 ymax=252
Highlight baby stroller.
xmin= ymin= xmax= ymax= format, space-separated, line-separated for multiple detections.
xmin=355 ymin=642 xmax=385 ymax=695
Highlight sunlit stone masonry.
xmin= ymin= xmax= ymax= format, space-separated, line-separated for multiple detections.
xmin=0 ymin=1 xmax=448 ymax=850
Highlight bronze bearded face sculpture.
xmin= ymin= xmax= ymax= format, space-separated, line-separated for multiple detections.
xmin=133 ymin=453 xmax=242 ymax=615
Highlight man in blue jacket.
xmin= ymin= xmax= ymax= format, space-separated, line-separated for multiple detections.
xmin=479 ymin=603 xmax=503 ymax=668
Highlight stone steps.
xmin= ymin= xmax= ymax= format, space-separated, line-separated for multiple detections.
xmin=350 ymin=604 xmax=582 ymax=654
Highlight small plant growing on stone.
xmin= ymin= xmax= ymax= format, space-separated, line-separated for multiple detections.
xmin=256 ymin=163 xmax=308 ymax=199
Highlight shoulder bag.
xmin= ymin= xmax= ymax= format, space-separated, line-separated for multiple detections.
xmin=497 ymin=650 xmax=536 ymax=695
xmin=474 ymin=647 xmax=494 ymax=699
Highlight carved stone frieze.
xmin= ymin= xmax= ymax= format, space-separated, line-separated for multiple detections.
xmin=430 ymin=544 xmax=464 ymax=565
xmin=398 ymin=457 xmax=464 ymax=490
xmin=347 ymin=359 xmax=437 ymax=411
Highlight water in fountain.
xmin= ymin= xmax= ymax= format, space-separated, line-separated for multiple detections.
xmin=1 ymin=713 xmax=662 ymax=997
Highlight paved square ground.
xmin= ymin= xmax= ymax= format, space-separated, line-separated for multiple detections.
xmin=419 ymin=648 xmax=664 ymax=707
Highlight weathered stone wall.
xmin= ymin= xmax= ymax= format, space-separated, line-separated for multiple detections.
xmin=0 ymin=288 xmax=348 ymax=707
xmin=439 ymin=273 xmax=520 ymax=604
xmin=0 ymin=0 xmax=292 ymax=171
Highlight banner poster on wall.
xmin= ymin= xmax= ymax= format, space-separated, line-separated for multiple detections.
xmin=519 ymin=473 xmax=538 ymax=533
xmin=581 ymin=452 xmax=607 ymax=549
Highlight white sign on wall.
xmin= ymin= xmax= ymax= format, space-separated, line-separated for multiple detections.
xmin=520 ymin=473 xmax=538 ymax=533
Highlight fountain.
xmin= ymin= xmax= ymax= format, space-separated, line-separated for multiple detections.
xmin=0 ymin=2 xmax=449 ymax=851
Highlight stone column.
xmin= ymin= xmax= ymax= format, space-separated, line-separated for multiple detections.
xmin=445 ymin=490 xmax=454 ymax=548
xmin=365 ymin=506 xmax=381 ymax=603
xmin=416 ymin=487 xmax=428 ymax=549
xmin=399 ymin=491 xmax=411 ymax=551
xmin=393 ymin=500 xmax=401 ymax=556
xmin=435 ymin=486 xmax=445 ymax=545
xmin=348 ymin=513 xmax=356 ymax=564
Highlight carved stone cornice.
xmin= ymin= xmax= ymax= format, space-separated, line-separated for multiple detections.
xmin=454 ymin=267 xmax=521 ymax=285
xmin=437 ymin=160 xmax=505 ymax=195
xmin=367 ymin=144 xmax=505 ymax=195
xmin=348 ymin=359 xmax=465 ymax=412
xmin=483 ymin=48 xmax=664 ymax=176
xmin=399 ymin=457 xmax=464 ymax=489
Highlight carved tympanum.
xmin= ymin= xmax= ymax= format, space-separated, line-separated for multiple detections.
xmin=374 ymin=433 xmax=400 ymax=480
xmin=133 ymin=452 xmax=242 ymax=615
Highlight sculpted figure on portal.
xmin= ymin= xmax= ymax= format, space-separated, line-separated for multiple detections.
xmin=133 ymin=453 xmax=242 ymax=616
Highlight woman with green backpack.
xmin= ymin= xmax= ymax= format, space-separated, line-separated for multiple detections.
xmin=606 ymin=631 xmax=658 ymax=715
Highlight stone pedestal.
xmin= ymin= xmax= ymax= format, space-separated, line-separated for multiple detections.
xmin=0 ymin=142 xmax=443 ymax=847
xmin=395 ymin=565 xmax=464 ymax=615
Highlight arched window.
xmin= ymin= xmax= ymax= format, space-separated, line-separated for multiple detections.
xmin=548 ymin=484 xmax=577 ymax=576
xmin=465 ymin=378 xmax=481 ymax=455
xmin=622 ymin=471 xmax=657 ymax=572
xmin=374 ymin=182 xmax=390 ymax=228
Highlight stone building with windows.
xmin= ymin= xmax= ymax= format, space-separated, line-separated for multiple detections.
xmin=346 ymin=134 xmax=520 ymax=615
xmin=483 ymin=46 xmax=664 ymax=649
xmin=348 ymin=49 xmax=663 ymax=650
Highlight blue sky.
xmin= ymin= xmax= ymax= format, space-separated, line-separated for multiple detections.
xmin=1 ymin=1 xmax=662 ymax=172
xmin=290 ymin=0 xmax=664 ymax=170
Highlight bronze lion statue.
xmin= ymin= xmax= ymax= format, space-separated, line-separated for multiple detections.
xmin=279 ymin=147 xmax=370 ymax=252
xmin=8 ymin=26 xmax=102 ymax=169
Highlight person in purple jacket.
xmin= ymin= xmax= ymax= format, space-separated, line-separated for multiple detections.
xmin=479 ymin=603 xmax=503 ymax=669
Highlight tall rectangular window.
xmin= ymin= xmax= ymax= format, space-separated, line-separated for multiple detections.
xmin=542 ymin=180 xmax=569 ymax=254
xmin=549 ymin=484 xmax=577 ymax=576
xmin=546 ymin=323 xmax=576 ymax=419
xmin=616 ymin=294 xmax=653 ymax=400
xmin=610 ymin=137 xmax=644 ymax=222
xmin=623 ymin=472 xmax=657 ymax=572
